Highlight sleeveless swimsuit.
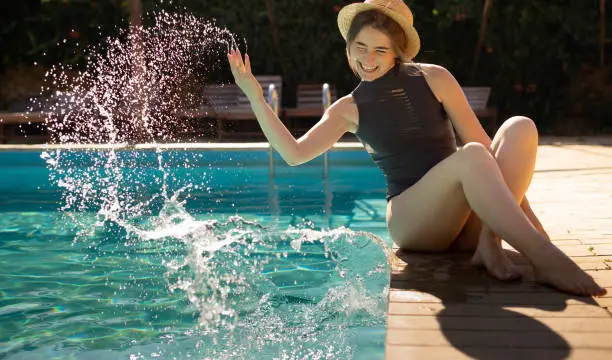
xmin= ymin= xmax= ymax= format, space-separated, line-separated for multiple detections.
xmin=352 ymin=63 xmax=457 ymax=201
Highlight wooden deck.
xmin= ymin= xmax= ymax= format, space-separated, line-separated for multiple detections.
xmin=386 ymin=139 xmax=612 ymax=359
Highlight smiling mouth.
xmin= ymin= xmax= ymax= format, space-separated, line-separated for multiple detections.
xmin=358 ymin=62 xmax=379 ymax=73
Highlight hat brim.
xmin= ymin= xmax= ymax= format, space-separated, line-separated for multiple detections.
xmin=337 ymin=3 xmax=420 ymax=60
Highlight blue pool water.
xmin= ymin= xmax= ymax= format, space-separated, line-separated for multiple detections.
xmin=0 ymin=149 xmax=392 ymax=359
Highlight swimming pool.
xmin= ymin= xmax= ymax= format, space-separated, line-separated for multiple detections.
xmin=0 ymin=147 xmax=393 ymax=359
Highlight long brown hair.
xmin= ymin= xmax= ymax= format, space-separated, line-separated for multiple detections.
xmin=345 ymin=10 xmax=408 ymax=75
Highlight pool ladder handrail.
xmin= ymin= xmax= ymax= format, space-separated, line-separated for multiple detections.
xmin=267 ymin=83 xmax=334 ymax=227
xmin=267 ymin=83 xmax=279 ymax=178
xmin=267 ymin=83 xmax=331 ymax=179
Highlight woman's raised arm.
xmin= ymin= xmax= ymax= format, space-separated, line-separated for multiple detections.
xmin=228 ymin=49 xmax=353 ymax=166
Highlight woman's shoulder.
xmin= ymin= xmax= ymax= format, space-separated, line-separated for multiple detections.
xmin=328 ymin=94 xmax=358 ymax=132
xmin=329 ymin=94 xmax=357 ymax=116
xmin=325 ymin=94 xmax=355 ymax=113
xmin=405 ymin=63 xmax=456 ymax=102
xmin=405 ymin=62 xmax=451 ymax=79
xmin=333 ymin=93 xmax=355 ymax=105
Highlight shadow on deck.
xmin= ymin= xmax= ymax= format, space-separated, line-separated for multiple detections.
xmin=385 ymin=141 xmax=612 ymax=360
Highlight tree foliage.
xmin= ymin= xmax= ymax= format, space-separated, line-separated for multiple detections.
xmin=1 ymin=0 xmax=610 ymax=132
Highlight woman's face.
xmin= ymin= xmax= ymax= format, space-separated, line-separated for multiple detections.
xmin=348 ymin=26 xmax=398 ymax=82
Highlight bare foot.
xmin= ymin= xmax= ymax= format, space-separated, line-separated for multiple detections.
xmin=532 ymin=244 xmax=607 ymax=297
xmin=471 ymin=228 xmax=523 ymax=281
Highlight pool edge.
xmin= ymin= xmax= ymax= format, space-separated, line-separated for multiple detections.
xmin=0 ymin=142 xmax=365 ymax=151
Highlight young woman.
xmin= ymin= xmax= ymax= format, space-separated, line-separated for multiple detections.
xmin=227 ymin=0 xmax=606 ymax=297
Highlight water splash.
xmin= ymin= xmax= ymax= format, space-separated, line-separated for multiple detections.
xmin=121 ymin=204 xmax=391 ymax=359
xmin=37 ymin=10 xmax=235 ymax=144
xmin=38 ymin=10 xmax=237 ymax=237
xmin=34 ymin=8 xmax=391 ymax=360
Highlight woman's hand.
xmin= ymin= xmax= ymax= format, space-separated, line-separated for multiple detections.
xmin=227 ymin=49 xmax=263 ymax=101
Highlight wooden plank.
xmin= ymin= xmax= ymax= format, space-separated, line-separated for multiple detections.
xmin=582 ymin=239 xmax=612 ymax=245
xmin=593 ymin=296 xmax=612 ymax=307
xmin=386 ymin=329 xmax=612 ymax=348
xmin=391 ymin=253 xmax=612 ymax=267
xmin=587 ymin=270 xmax=612 ymax=287
xmin=284 ymin=84 xmax=337 ymax=120
xmin=283 ymin=108 xmax=324 ymax=118
xmin=591 ymin=245 xmax=612 ymax=256
xmin=389 ymin=290 xmax=607 ymax=306
xmin=389 ymin=281 xmax=612 ymax=298
xmin=390 ymin=280 xmax=556 ymax=294
xmin=576 ymin=262 xmax=611 ymax=270
xmin=462 ymin=87 xmax=490 ymax=109
xmin=201 ymin=76 xmax=282 ymax=139
xmin=550 ymin=239 xmax=583 ymax=245
xmin=386 ymin=345 xmax=612 ymax=360
xmin=385 ymin=143 xmax=612 ymax=358
xmin=551 ymin=244 xmax=596 ymax=257
xmin=386 ymin=315 xmax=612 ymax=332
xmin=0 ymin=112 xmax=46 ymax=124
xmin=387 ymin=303 xmax=611 ymax=317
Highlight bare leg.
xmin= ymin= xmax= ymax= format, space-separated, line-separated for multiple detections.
xmin=459 ymin=145 xmax=606 ymax=295
xmin=450 ymin=117 xmax=548 ymax=280
xmin=521 ymin=197 xmax=550 ymax=241
xmin=471 ymin=199 xmax=551 ymax=280
xmin=388 ymin=139 xmax=606 ymax=296
xmin=471 ymin=117 xmax=539 ymax=280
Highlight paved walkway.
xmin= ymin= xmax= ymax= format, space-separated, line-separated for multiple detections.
xmin=386 ymin=140 xmax=612 ymax=359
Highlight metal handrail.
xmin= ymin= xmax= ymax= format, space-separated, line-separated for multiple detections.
xmin=268 ymin=83 xmax=332 ymax=179
xmin=322 ymin=83 xmax=331 ymax=179
xmin=266 ymin=82 xmax=334 ymax=227
xmin=267 ymin=83 xmax=279 ymax=178
xmin=322 ymin=83 xmax=332 ymax=227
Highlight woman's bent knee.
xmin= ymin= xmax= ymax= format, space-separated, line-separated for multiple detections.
xmin=462 ymin=142 xmax=489 ymax=153
xmin=459 ymin=142 xmax=495 ymax=163
xmin=500 ymin=116 xmax=538 ymax=144
xmin=451 ymin=142 xmax=501 ymax=181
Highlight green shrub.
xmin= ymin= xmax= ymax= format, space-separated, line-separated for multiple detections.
xmin=1 ymin=0 xmax=608 ymax=134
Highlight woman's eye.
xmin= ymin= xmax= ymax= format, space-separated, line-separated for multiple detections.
xmin=376 ymin=50 xmax=386 ymax=54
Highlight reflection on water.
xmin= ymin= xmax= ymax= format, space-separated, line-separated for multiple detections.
xmin=1 ymin=149 xmax=391 ymax=359
xmin=1 ymin=4 xmax=391 ymax=355
xmin=0 ymin=210 xmax=390 ymax=359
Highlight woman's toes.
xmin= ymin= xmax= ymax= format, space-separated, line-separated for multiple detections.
xmin=490 ymin=263 xmax=522 ymax=282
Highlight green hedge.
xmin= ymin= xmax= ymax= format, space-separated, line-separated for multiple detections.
xmin=178 ymin=0 xmax=611 ymax=133
xmin=1 ymin=0 xmax=610 ymax=133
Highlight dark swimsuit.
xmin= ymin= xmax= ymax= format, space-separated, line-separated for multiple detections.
xmin=353 ymin=63 xmax=457 ymax=201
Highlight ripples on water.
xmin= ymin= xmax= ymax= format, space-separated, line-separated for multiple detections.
xmin=1 ymin=207 xmax=390 ymax=359
xmin=0 ymin=7 xmax=391 ymax=360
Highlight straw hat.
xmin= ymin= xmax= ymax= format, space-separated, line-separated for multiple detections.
xmin=337 ymin=0 xmax=421 ymax=60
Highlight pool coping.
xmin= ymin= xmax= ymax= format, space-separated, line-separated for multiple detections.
xmin=3 ymin=136 xmax=612 ymax=151
xmin=0 ymin=142 xmax=365 ymax=151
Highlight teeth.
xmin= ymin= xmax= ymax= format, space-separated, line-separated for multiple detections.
xmin=360 ymin=63 xmax=378 ymax=72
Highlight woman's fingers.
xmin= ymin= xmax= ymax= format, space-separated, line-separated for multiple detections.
xmin=228 ymin=49 xmax=246 ymax=73
xmin=228 ymin=52 xmax=239 ymax=78
xmin=228 ymin=50 xmax=242 ymax=77
xmin=236 ymin=49 xmax=246 ymax=73
xmin=228 ymin=49 xmax=253 ymax=85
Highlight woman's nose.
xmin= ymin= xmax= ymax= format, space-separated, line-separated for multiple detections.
xmin=365 ymin=52 xmax=376 ymax=63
